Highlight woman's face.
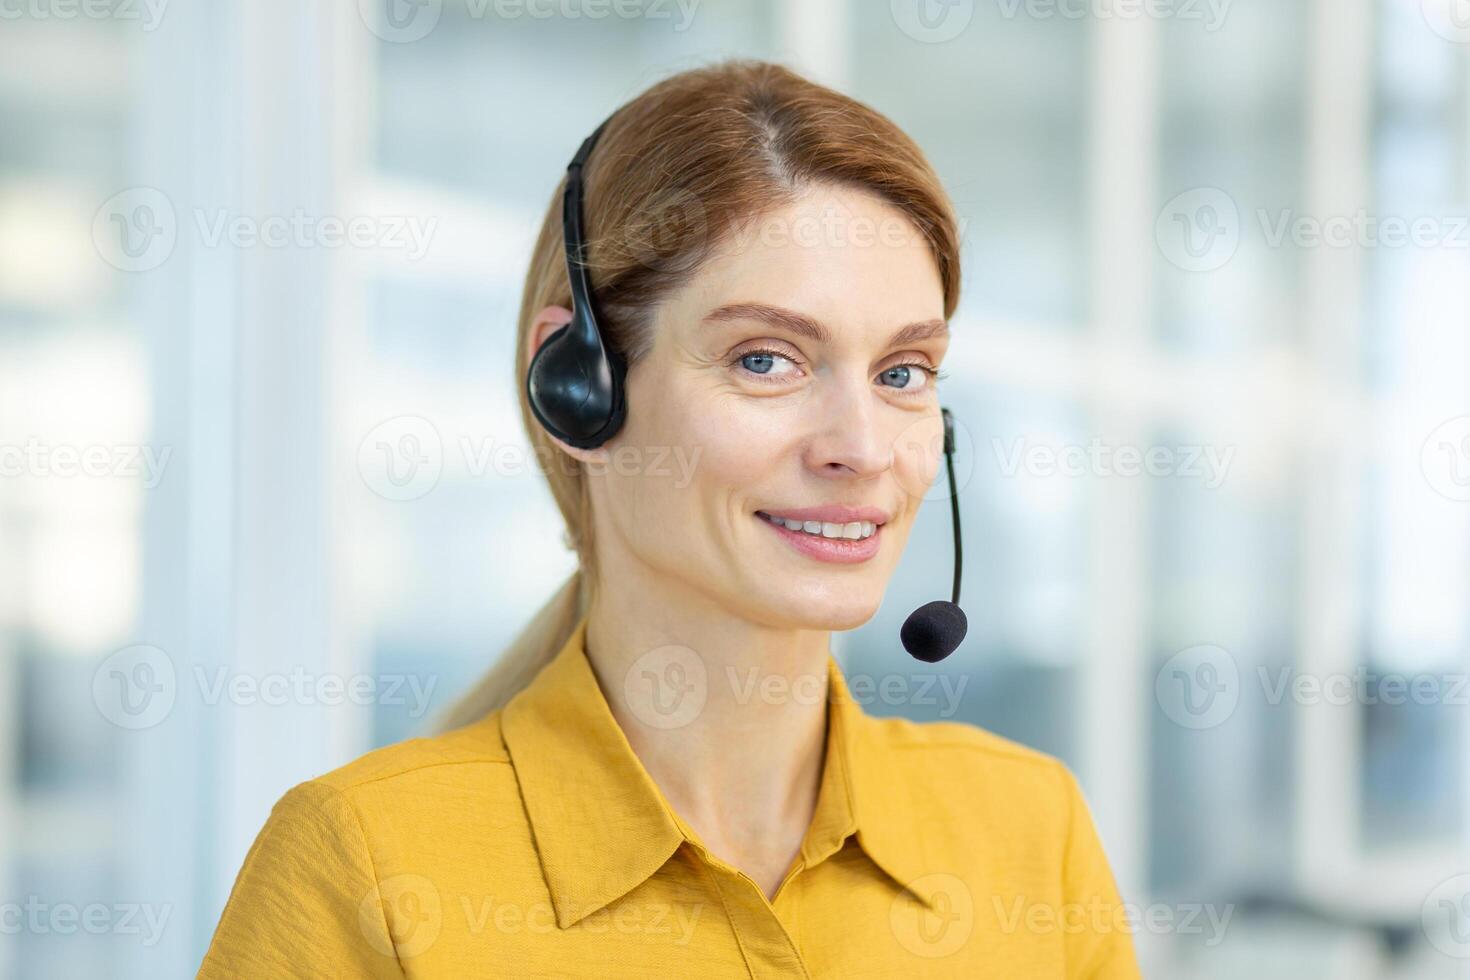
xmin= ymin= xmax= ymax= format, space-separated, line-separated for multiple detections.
xmin=548 ymin=182 xmax=950 ymax=632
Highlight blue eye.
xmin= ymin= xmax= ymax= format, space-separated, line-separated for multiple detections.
xmin=877 ymin=361 xmax=939 ymax=392
xmin=734 ymin=348 xmax=937 ymax=391
xmin=880 ymin=365 xmax=913 ymax=389
xmin=741 ymin=352 xmax=777 ymax=374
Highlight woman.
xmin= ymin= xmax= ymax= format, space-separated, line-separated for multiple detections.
xmin=200 ymin=59 xmax=1142 ymax=978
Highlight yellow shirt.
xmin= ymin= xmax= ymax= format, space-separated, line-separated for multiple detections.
xmin=200 ymin=617 xmax=1142 ymax=978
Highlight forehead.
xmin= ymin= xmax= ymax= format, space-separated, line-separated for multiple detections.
xmin=667 ymin=183 xmax=945 ymax=340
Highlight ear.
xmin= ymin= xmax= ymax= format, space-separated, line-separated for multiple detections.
xmin=527 ymin=304 xmax=574 ymax=365
xmin=525 ymin=303 xmax=608 ymax=465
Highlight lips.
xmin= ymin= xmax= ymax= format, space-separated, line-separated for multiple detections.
xmin=754 ymin=504 xmax=891 ymax=525
xmin=757 ymin=510 xmax=878 ymax=540
xmin=754 ymin=508 xmax=885 ymax=564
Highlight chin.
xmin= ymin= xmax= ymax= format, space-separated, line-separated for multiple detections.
xmin=753 ymin=587 xmax=882 ymax=633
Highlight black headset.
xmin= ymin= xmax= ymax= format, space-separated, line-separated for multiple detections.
xmin=524 ymin=116 xmax=628 ymax=450
xmin=525 ymin=113 xmax=969 ymax=662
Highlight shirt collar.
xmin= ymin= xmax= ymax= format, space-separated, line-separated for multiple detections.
xmin=824 ymin=648 xmax=948 ymax=912
xmin=499 ymin=615 xmax=943 ymax=928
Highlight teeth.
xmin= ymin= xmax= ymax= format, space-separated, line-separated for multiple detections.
xmin=761 ymin=512 xmax=878 ymax=540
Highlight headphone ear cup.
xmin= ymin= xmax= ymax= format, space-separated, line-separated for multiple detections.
xmin=526 ymin=311 xmax=626 ymax=450
xmin=529 ymin=112 xmax=627 ymax=450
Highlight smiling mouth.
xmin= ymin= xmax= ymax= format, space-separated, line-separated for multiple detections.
xmin=754 ymin=511 xmax=879 ymax=540
xmin=753 ymin=510 xmax=885 ymax=565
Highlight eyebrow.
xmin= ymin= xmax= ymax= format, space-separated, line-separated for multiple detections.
xmin=701 ymin=302 xmax=949 ymax=348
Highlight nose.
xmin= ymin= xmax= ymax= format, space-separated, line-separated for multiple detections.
xmin=801 ymin=375 xmax=894 ymax=479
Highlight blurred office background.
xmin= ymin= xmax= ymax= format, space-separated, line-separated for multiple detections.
xmin=1 ymin=0 xmax=1468 ymax=975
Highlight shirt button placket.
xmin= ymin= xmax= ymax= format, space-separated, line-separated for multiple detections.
xmin=706 ymin=866 xmax=810 ymax=979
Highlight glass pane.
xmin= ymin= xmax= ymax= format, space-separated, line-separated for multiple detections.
xmin=1154 ymin=0 xmax=1308 ymax=355
xmin=1148 ymin=438 xmax=1298 ymax=897
xmin=849 ymin=5 xmax=1091 ymax=327
xmin=1357 ymin=0 xmax=1469 ymax=854
xmin=0 ymin=16 xmax=144 ymax=980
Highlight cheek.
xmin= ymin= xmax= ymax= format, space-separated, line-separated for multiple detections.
xmin=673 ymin=401 xmax=790 ymax=524
xmin=600 ymin=381 xmax=786 ymax=550
xmin=688 ymin=395 xmax=787 ymax=457
xmin=891 ymin=414 xmax=945 ymax=514
xmin=635 ymin=366 xmax=799 ymax=494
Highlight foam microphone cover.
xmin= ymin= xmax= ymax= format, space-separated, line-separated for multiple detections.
xmin=900 ymin=600 xmax=968 ymax=663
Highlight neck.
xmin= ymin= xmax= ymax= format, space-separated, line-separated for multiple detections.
xmin=581 ymin=562 xmax=833 ymax=859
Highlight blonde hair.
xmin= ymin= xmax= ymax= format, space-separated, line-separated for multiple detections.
xmin=438 ymin=58 xmax=962 ymax=729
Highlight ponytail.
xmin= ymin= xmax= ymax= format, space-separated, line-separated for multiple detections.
xmin=435 ymin=567 xmax=590 ymax=731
